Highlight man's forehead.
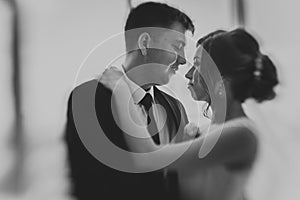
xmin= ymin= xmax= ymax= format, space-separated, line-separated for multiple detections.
xmin=159 ymin=22 xmax=187 ymax=38
xmin=169 ymin=21 xmax=187 ymax=33
xmin=164 ymin=29 xmax=187 ymax=42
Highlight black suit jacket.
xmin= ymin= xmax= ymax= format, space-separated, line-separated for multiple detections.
xmin=64 ymin=79 xmax=188 ymax=200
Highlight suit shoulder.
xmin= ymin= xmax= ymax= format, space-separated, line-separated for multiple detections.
xmin=72 ymin=79 xmax=99 ymax=93
xmin=70 ymin=79 xmax=111 ymax=98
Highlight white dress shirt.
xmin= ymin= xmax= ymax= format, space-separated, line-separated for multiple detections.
xmin=121 ymin=68 xmax=170 ymax=145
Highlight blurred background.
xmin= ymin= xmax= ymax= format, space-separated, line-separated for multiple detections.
xmin=0 ymin=0 xmax=299 ymax=199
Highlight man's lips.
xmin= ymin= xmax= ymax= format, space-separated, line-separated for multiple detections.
xmin=169 ymin=64 xmax=179 ymax=72
xmin=170 ymin=67 xmax=178 ymax=72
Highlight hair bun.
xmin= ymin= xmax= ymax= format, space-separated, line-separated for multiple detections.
xmin=250 ymin=54 xmax=279 ymax=102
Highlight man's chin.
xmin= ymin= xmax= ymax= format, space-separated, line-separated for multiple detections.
xmin=155 ymin=73 xmax=172 ymax=86
xmin=159 ymin=79 xmax=171 ymax=86
xmin=147 ymin=78 xmax=170 ymax=86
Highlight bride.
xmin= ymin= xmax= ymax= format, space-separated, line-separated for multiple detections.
xmin=99 ymin=28 xmax=279 ymax=200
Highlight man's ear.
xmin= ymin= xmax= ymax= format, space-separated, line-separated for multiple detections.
xmin=138 ymin=32 xmax=151 ymax=56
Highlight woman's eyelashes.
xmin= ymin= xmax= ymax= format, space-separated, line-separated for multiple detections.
xmin=193 ymin=64 xmax=201 ymax=75
xmin=193 ymin=58 xmax=201 ymax=69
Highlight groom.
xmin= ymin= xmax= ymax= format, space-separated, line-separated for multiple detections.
xmin=65 ymin=2 xmax=194 ymax=200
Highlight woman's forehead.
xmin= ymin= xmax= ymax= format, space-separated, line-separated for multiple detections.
xmin=194 ymin=45 xmax=204 ymax=58
xmin=193 ymin=46 xmax=204 ymax=72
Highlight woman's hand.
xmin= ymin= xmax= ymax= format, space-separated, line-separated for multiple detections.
xmin=99 ymin=66 xmax=124 ymax=90
xmin=183 ymin=122 xmax=201 ymax=141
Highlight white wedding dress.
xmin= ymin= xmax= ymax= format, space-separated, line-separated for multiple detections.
xmin=178 ymin=117 xmax=258 ymax=200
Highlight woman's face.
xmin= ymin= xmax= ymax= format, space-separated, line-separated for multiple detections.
xmin=185 ymin=46 xmax=210 ymax=101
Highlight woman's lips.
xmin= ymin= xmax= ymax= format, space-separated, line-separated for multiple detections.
xmin=188 ymin=82 xmax=194 ymax=87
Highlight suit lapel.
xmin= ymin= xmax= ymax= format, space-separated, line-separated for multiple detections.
xmin=153 ymin=86 xmax=181 ymax=140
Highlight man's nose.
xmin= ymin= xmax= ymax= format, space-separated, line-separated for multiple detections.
xmin=177 ymin=54 xmax=186 ymax=65
xmin=185 ymin=67 xmax=195 ymax=80
xmin=176 ymin=51 xmax=186 ymax=65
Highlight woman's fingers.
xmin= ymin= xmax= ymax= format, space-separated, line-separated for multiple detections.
xmin=183 ymin=122 xmax=201 ymax=141
xmin=99 ymin=67 xmax=124 ymax=89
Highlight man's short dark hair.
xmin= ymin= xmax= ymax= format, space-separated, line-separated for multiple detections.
xmin=125 ymin=2 xmax=195 ymax=34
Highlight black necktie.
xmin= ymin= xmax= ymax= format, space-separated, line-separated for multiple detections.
xmin=140 ymin=93 xmax=178 ymax=198
xmin=139 ymin=93 xmax=160 ymax=145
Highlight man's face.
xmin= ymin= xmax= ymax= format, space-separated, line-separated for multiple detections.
xmin=145 ymin=22 xmax=187 ymax=86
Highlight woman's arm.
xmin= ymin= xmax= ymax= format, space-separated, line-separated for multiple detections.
xmin=112 ymin=77 xmax=257 ymax=171
xmin=165 ymin=125 xmax=257 ymax=171
xmin=100 ymin=67 xmax=257 ymax=171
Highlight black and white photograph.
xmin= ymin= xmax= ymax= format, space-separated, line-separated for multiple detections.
xmin=0 ymin=0 xmax=299 ymax=200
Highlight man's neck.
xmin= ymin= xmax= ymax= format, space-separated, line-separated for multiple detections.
xmin=123 ymin=57 xmax=153 ymax=91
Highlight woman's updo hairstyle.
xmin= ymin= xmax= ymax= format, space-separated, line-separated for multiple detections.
xmin=197 ymin=28 xmax=279 ymax=103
